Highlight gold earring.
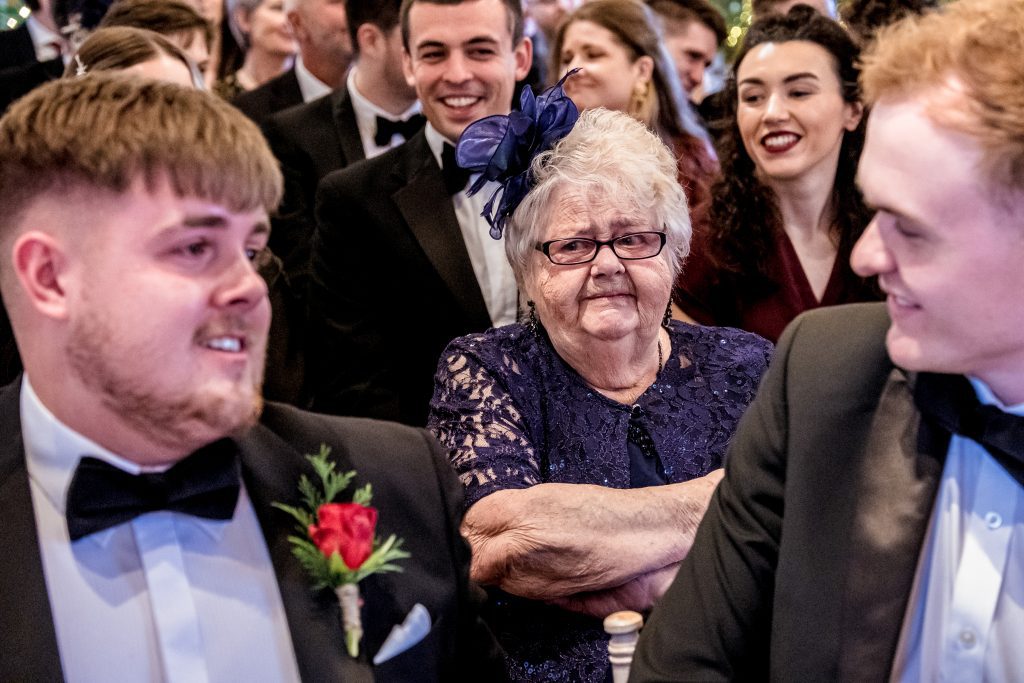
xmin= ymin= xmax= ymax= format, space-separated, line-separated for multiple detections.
xmin=629 ymin=81 xmax=651 ymax=117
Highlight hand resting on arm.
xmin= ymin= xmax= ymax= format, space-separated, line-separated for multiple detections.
xmin=462 ymin=469 xmax=723 ymax=614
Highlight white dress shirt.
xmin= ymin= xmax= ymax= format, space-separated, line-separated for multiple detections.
xmin=424 ymin=122 xmax=518 ymax=327
xmin=348 ymin=66 xmax=422 ymax=160
xmin=293 ymin=54 xmax=332 ymax=104
xmin=21 ymin=377 xmax=302 ymax=683
xmin=895 ymin=377 xmax=1024 ymax=682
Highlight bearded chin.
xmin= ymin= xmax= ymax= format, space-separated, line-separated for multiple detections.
xmin=67 ymin=315 xmax=267 ymax=453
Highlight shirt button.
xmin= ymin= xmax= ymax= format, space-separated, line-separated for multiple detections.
xmin=985 ymin=511 xmax=1003 ymax=529
xmin=959 ymin=630 xmax=977 ymax=649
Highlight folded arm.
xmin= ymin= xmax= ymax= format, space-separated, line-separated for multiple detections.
xmin=462 ymin=470 xmax=722 ymax=603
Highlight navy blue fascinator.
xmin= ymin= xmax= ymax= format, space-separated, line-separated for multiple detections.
xmin=455 ymin=70 xmax=580 ymax=240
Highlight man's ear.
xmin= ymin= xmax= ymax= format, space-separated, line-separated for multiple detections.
xmin=11 ymin=231 xmax=70 ymax=321
xmin=402 ymin=48 xmax=415 ymax=89
xmin=513 ymin=35 xmax=533 ymax=82
xmin=357 ymin=22 xmax=380 ymax=57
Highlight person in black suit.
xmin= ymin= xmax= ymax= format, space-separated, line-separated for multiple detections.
xmin=307 ymin=0 xmax=532 ymax=426
xmin=260 ymin=0 xmax=420 ymax=277
xmin=0 ymin=20 xmax=39 ymax=69
xmin=0 ymin=73 xmax=504 ymax=682
xmin=630 ymin=1 xmax=1024 ymax=679
xmin=0 ymin=0 xmax=65 ymax=112
xmin=232 ymin=0 xmax=353 ymax=125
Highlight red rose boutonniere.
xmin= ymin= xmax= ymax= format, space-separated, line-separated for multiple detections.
xmin=273 ymin=445 xmax=410 ymax=658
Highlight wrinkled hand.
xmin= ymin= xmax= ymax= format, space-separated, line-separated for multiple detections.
xmin=547 ymin=563 xmax=681 ymax=618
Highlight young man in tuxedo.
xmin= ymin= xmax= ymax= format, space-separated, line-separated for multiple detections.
xmin=0 ymin=74 xmax=504 ymax=682
xmin=646 ymin=0 xmax=724 ymax=102
xmin=632 ymin=0 xmax=1024 ymax=679
xmin=306 ymin=0 xmax=531 ymax=425
xmin=261 ymin=0 xmax=421 ymax=280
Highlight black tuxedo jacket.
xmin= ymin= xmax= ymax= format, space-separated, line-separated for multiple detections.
xmin=307 ymin=129 xmax=492 ymax=426
xmin=0 ymin=382 xmax=505 ymax=681
xmin=261 ymin=84 xmax=367 ymax=278
xmin=0 ymin=23 xmax=36 ymax=69
xmin=0 ymin=56 xmax=62 ymax=113
xmin=232 ymin=67 xmax=303 ymax=128
xmin=632 ymin=303 xmax=949 ymax=681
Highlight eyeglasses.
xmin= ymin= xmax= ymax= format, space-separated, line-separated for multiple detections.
xmin=536 ymin=231 xmax=667 ymax=265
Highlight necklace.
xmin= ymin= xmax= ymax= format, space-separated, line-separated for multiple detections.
xmin=657 ymin=338 xmax=663 ymax=372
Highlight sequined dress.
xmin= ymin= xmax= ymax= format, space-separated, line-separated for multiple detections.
xmin=428 ymin=320 xmax=772 ymax=682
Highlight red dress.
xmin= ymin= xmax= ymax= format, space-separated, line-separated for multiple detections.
xmin=675 ymin=225 xmax=881 ymax=342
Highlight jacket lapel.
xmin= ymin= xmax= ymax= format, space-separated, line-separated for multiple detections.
xmin=333 ymin=85 xmax=368 ymax=167
xmin=0 ymin=379 xmax=63 ymax=682
xmin=392 ymin=133 xmax=491 ymax=327
xmin=238 ymin=426 xmax=374 ymax=683
xmin=275 ymin=69 xmax=303 ymax=112
xmin=836 ymin=369 xmax=947 ymax=680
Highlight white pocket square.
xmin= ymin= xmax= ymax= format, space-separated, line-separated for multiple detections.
xmin=372 ymin=603 xmax=432 ymax=665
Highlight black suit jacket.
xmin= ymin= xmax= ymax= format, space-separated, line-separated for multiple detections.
xmin=0 ymin=56 xmax=63 ymax=113
xmin=0 ymin=23 xmax=36 ymax=69
xmin=0 ymin=382 xmax=505 ymax=681
xmin=308 ymin=129 xmax=492 ymax=426
xmin=261 ymin=84 xmax=368 ymax=277
xmin=631 ymin=303 xmax=948 ymax=681
xmin=232 ymin=67 xmax=303 ymax=127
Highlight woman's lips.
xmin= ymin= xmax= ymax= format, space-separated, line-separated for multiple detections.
xmin=761 ymin=132 xmax=800 ymax=153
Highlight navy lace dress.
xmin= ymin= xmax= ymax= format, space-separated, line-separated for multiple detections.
xmin=428 ymin=320 xmax=772 ymax=682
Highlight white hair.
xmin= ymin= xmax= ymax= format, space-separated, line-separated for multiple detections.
xmin=504 ymin=107 xmax=692 ymax=286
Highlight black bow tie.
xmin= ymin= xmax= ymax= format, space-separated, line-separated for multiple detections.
xmin=441 ymin=143 xmax=473 ymax=195
xmin=914 ymin=373 xmax=1024 ymax=487
xmin=374 ymin=114 xmax=424 ymax=147
xmin=65 ymin=439 xmax=241 ymax=541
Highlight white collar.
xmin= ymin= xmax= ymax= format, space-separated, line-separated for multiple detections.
xmin=293 ymin=54 xmax=333 ymax=102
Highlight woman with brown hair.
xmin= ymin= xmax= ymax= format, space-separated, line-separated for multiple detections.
xmin=65 ymin=26 xmax=198 ymax=87
xmin=552 ymin=0 xmax=718 ymax=237
xmin=675 ymin=6 xmax=880 ymax=342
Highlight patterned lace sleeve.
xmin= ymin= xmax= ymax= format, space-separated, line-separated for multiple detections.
xmin=428 ymin=335 xmax=541 ymax=509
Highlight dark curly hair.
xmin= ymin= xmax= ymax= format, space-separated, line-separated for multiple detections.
xmin=842 ymin=0 xmax=940 ymax=45
xmin=705 ymin=5 xmax=872 ymax=288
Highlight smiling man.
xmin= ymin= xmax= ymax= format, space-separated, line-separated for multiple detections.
xmin=307 ymin=0 xmax=531 ymax=425
xmin=631 ymin=0 xmax=1024 ymax=680
xmin=0 ymin=75 xmax=503 ymax=682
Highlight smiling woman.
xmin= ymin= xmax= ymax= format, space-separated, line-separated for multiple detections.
xmin=674 ymin=5 xmax=881 ymax=342
xmin=552 ymin=0 xmax=718 ymax=242
xmin=213 ymin=0 xmax=296 ymax=99
xmin=429 ymin=107 xmax=771 ymax=682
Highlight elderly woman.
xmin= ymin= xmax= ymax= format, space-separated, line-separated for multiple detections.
xmin=675 ymin=7 xmax=880 ymax=341
xmin=429 ymin=107 xmax=772 ymax=681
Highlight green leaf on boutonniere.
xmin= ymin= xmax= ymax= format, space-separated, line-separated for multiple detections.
xmin=274 ymin=443 xmax=413 ymax=657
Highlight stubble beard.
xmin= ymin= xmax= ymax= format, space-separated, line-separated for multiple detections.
xmin=66 ymin=311 xmax=266 ymax=453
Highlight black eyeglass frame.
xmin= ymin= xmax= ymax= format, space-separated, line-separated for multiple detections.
xmin=535 ymin=231 xmax=668 ymax=265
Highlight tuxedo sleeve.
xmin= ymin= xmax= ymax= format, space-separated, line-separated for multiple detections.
xmin=307 ymin=168 xmax=402 ymax=421
xmin=263 ymin=115 xmax=319 ymax=278
xmin=422 ymin=429 xmax=509 ymax=680
xmin=629 ymin=314 xmax=804 ymax=681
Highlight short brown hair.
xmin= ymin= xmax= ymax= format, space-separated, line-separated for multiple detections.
xmin=646 ymin=0 xmax=726 ymax=45
xmin=0 ymin=74 xmax=282 ymax=241
xmin=860 ymin=0 xmax=1024 ymax=194
xmin=399 ymin=0 xmax=523 ymax=50
xmin=101 ymin=0 xmax=214 ymax=50
xmin=63 ymin=27 xmax=193 ymax=79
